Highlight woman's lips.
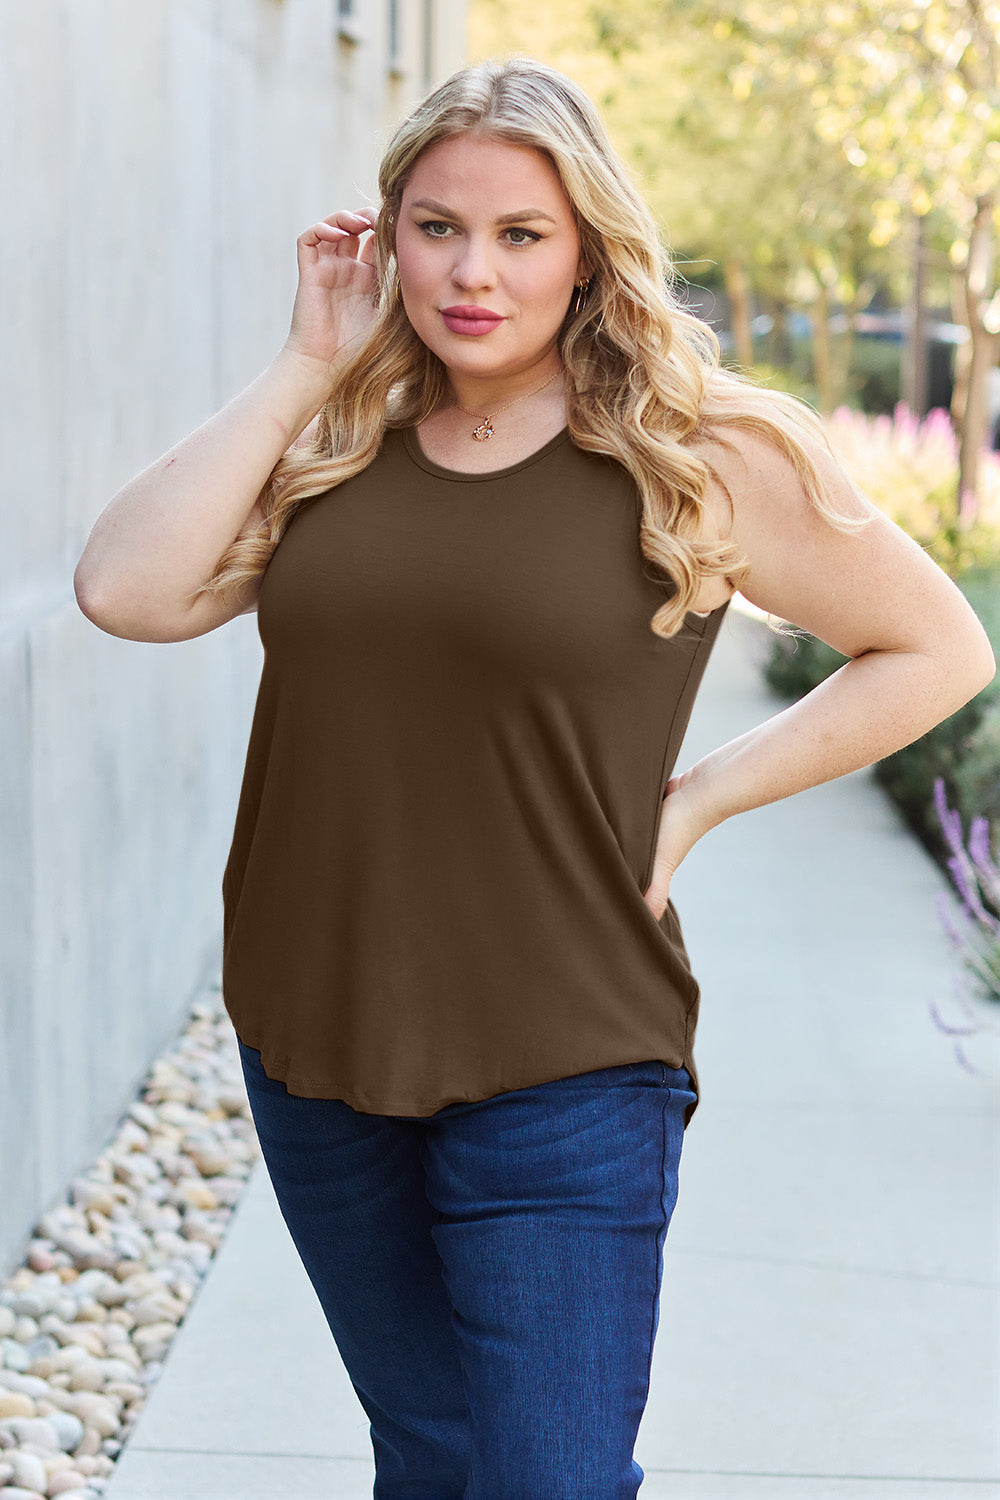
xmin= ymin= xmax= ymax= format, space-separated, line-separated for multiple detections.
xmin=440 ymin=310 xmax=505 ymax=336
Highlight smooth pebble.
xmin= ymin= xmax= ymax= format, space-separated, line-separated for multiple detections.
xmin=46 ymin=1413 xmax=84 ymax=1453
xmin=0 ymin=1397 xmax=33 ymax=1421
xmin=0 ymin=1421 xmax=56 ymax=1454
xmin=5 ymin=1450 xmax=47 ymax=1492
xmin=0 ymin=993 xmax=257 ymax=1498
xmin=46 ymin=1475 xmax=89 ymax=1497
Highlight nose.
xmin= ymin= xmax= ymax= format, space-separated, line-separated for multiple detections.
xmin=450 ymin=234 xmax=497 ymax=292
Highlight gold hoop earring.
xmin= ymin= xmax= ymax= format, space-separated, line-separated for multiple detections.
xmin=571 ymin=277 xmax=591 ymax=316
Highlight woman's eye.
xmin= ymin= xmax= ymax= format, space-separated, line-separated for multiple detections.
xmin=416 ymin=221 xmax=541 ymax=246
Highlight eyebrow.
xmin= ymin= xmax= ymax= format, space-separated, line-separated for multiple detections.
xmin=410 ymin=198 xmax=557 ymax=226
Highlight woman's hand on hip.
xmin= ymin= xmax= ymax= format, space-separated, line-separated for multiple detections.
xmin=283 ymin=208 xmax=381 ymax=375
xmin=642 ymin=772 xmax=716 ymax=921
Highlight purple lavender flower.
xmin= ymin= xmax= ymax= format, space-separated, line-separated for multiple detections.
xmin=928 ymin=984 xmax=995 ymax=1077
xmin=946 ymin=853 xmax=993 ymax=924
xmin=934 ymin=776 xmax=965 ymax=860
xmin=968 ymin=818 xmax=1000 ymax=914
xmin=933 ymin=779 xmax=1000 ymax=1003
xmin=929 ymin=998 xmax=978 ymax=1038
xmin=934 ymin=890 xmax=965 ymax=952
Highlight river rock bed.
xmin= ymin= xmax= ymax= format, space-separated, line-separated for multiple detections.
xmin=0 ymin=988 xmax=260 ymax=1500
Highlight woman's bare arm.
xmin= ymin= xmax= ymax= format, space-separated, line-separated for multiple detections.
xmin=73 ymin=350 xmax=333 ymax=642
xmin=644 ymin=429 xmax=997 ymax=912
xmin=74 ymin=207 xmax=379 ymax=643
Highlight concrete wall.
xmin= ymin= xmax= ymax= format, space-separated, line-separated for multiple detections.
xmin=0 ymin=0 xmax=467 ymax=1276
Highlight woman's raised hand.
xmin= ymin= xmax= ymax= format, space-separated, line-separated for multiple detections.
xmin=284 ymin=208 xmax=382 ymax=374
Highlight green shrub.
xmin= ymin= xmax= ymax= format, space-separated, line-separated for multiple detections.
xmin=958 ymin=568 xmax=1000 ymax=644
xmin=846 ymin=338 xmax=900 ymax=414
xmin=743 ymin=360 xmax=820 ymax=410
xmin=933 ymin=778 xmax=1000 ymax=1001
xmin=762 ymin=629 xmax=849 ymax=700
xmin=873 ymin=696 xmax=1000 ymax=867
xmin=950 ymin=700 xmax=1000 ymax=837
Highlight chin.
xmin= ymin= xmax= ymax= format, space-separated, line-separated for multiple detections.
xmin=425 ymin=338 xmax=512 ymax=368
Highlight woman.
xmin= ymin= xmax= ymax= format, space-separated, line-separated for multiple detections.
xmin=74 ymin=55 xmax=993 ymax=1500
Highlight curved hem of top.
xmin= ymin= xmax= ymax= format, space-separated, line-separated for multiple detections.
xmin=399 ymin=421 xmax=572 ymax=481
xmin=234 ymin=1029 xmax=699 ymax=1118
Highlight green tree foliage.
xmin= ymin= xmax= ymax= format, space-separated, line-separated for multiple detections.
xmin=469 ymin=0 xmax=1000 ymax=488
xmin=681 ymin=1 xmax=1000 ymax=501
xmin=470 ymin=0 xmax=901 ymax=408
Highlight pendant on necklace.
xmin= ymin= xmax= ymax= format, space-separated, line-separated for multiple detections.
xmin=471 ymin=417 xmax=494 ymax=441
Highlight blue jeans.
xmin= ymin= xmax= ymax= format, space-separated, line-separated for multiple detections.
xmin=236 ymin=1036 xmax=696 ymax=1499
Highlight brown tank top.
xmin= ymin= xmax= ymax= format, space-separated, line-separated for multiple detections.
xmin=220 ymin=422 xmax=729 ymax=1124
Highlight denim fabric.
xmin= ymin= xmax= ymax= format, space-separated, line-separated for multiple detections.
xmin=236 ymin=1036 xmax=696 ymax=1499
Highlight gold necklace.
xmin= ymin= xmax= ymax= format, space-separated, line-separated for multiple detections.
xmin=452 ymin=370 xmax=563 ymax=441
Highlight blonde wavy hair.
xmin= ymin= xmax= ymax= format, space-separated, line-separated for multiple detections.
xmin=197 ymin=54 xmax=867 ymax=637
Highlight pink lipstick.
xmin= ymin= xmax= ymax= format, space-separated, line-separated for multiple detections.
xmin=440 ymin=305 xmax=505 ymax=336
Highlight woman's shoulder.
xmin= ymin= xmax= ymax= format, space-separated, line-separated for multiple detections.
xmin=683 ymin=415 xmax=861 ymax=523
xmin=683 ymin=420 xmax=805 ymax=483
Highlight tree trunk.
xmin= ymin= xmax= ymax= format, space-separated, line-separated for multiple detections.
xmin=950 ymin=266 xmax=972 ymax=432
xmin=902 ymin=213 xmax=930 ymax=416
xmin=957 ymin=195 xmax=1000 ymax=518
xmin=766 ymin=298 xmax=793 ymax=368
xmin=959 ymin=320 xmax=1000 ymax=520
xmin=833 ymin=281 xmax=871 ymax=410
xmin=723 ymin=259 xmax=755 ymax=369
xmin=811 ymin=282 xmax=835 ymax=414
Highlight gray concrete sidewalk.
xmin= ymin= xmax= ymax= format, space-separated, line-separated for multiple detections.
xmin=104 ymin=607 xmax=1000 ymax=1499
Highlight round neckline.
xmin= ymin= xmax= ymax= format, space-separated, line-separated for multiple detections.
xmin=401 ymin=422 xmax=571 ymax=482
